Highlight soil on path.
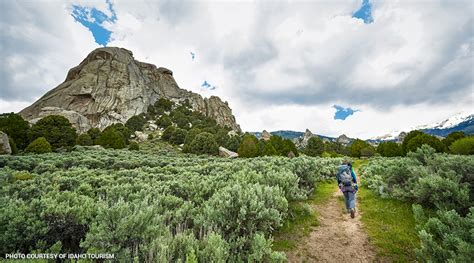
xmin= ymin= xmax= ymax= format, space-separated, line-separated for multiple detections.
xmin=285 ymin=183 xmax=377 ymax=262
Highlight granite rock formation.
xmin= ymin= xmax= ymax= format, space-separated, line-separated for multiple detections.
xmin=20 ymin=47 xmax=241 ymax=133
xmin=0 ymin=131 xmax=12 ymax=155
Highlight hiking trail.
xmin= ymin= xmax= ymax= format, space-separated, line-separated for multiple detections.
xmin=285 ymin=167 xmax=377 ymax=262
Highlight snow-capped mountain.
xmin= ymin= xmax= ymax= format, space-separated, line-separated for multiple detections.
xmin=369 ymin=131 xmax=402 ymax=141
xmin=417 ymin=112 xmax=474 ymax=130
xmin=371 ymin=112 xmax=474 ymax=141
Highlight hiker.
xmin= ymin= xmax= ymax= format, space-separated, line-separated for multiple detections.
xmin=336 ymin=160 xmax=358 ymax=218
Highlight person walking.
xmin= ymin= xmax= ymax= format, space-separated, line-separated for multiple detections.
xmin=336 ymin=160 xmax=358 ymax=218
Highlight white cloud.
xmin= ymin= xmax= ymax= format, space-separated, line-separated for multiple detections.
xmin=0 ymin=0 xmax=99 ymax=102
xmin=1 ymin=0 xmax=472 ymax=139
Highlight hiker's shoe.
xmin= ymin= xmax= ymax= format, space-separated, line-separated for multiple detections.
xmin=350 ymin=209 xmax=355 ymax=218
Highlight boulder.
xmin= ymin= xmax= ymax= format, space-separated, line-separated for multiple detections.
xmin=219 ymin=146 xmax=238 ymax=158
xmin=288 ymin=151 xmax=295 ymax=158
xmin=228 ymin=130 xmax=239 ymax=137
xmin=0 ymin=131 xmax=12 ymax=155
xmin=134 ymin=131 xmax=148 ymax=142
xmin=20 ymin=47 xmax=241 ymax=133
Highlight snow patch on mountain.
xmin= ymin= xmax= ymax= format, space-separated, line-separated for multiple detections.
xmin=417 ymin=112 xmax=473 ymax=130
xmin=371 ymin=112 xmax=474 ymax=141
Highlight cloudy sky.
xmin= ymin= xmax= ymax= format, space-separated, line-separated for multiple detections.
xmin=1 ymin=0 xmax=473 ymax=139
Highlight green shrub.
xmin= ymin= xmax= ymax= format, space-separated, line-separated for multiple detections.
xmin=238 ymin=134 xmax=259 ymax=157
xmin=225 ymin=135 xmax=241 ymax=152
xmin=203 ymin=183 xmax=287 ymax=255
xmin=377 ymin=141 xmax=403 ymax=157
xmin=361 ymin=145 xmax=473 ymax=213
xmin=0 ymin=113 xmax=30 ymax=149
xmin=305 ymin=137 xmax=324 ymax=157
xmin=169 ymin=128 xmax=188 ymax=145
xmin=25 ymin=137 xmax=52 ymax=154
xmin=187 ymin=132 xmax=219 ymax=155
xmin=161 ymin=126 xmax=176 ymax=142
xmin=349 ymin=139 xmax=372 ymax=158
xmin=12 ymin=171 xmax=33 ymax=181
xmin=9 ymin=137 xmax=18 ymax=154
xmin=405 ymin=133 xmax=445 ymax=153
xmin=449 ymin=137 xmax=474 ymax=155
xmin=361 ymin=146 xmax=376 ymax=157
xmin=262 ymin=141 xmax=278 ymax=156
xmin=214 ymin=129 xmax=230 ymax=147
xmin=29 ymin=115 xmax=77 ymax=149
xmin=324 ymin=141 xmax=347 ymax=156
xmin=87 ymin=128 xmax=101 ymax=143
xmin=413 ymin=205 xmax=474 ymax=262
xmin=157 ymin=115 xmax=172 ymax=128
xmin=183 ymin=128 xmax=201 ymax=150
xmin=171 ymin=111 xmax=190 ymax=129
xmin=103 ymin=124 xmax=131 ymax=144
xmin=76 ymin=134 xmax=93 ymax=146
xmin=155 ymin=98 xmax=174 ymax=111
xmin=128 ymin=141 xmax=140 ymax=151
xmin=282 ymin=139 xmax=299 ymax=157
xmin=402 ymin=130 xmax=425 ymax=155
xmin=443 ymin=131 xmax=465 ymax=148
xmin=96 ymin=128 xmax=126 ymax=149
xmin=125 ymin=115 xmax=147 ymax=132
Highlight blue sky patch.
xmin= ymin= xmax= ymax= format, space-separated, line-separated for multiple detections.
xmin=352 ymin=0 xmax=374 ymax=24
xmin=201 ymin=81 xmax=216 ymax=91
xmin=333 ymin=105 xmax=359 ymax=120
xmin=71 ymin=0 xmax=117 ymax=46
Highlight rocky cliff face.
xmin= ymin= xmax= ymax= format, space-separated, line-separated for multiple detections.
xmin=20 ymin=47 xmax=241 ymax=133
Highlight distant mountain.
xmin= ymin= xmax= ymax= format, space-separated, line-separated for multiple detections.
xmin=370 ymin=112 xmax=474 ymax=142
xmin=252 ymin=130 xmax=304 ymax=140
xmin=252 ymin=130 xmax=336 ymax=141
xmin=421 ymin=114 xmax=474 ymax=137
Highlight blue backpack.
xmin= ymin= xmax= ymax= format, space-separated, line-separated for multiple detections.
xmin=337 ymin=164 xmax=353 ymax=186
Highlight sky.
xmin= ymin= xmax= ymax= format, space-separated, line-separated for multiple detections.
xmin=0 ymin=0 xmax=473 ymax=139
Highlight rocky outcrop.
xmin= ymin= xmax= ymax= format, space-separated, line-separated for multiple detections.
xmin=28 ymin=106 xmax=91 ymax=133
xmin=397 ymin=132 xmax=407 ymax=144
xmin=262 ymin=130 xmax=271 ymax=141
xmin=294 ymin=129 xmax=314 ymax=149
xmin=219 ymin=146 xmax=238 ymax=158
xmin=20 ymin=47 xmax=241 ymax=132
xmin=336 ymin=134 xmax=352 ymax=146
xmin=134 ymin=131 xmax=148 ymax=142
xmin=0 ymin=131 xmax=12 ymax=155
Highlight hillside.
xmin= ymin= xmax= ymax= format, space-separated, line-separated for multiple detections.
xmin=19 ymin=47 xmax=241 ymax=133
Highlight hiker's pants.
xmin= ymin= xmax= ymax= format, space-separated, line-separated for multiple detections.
xmin=343 ymin=189 xmax=356 ymax=210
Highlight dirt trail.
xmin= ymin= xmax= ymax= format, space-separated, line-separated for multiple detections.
xmin=286 ymin=179 xmax=376 ymax=262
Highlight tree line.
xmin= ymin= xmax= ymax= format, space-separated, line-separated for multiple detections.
xmin=302 ymin=130 xmax=473 ymax=158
